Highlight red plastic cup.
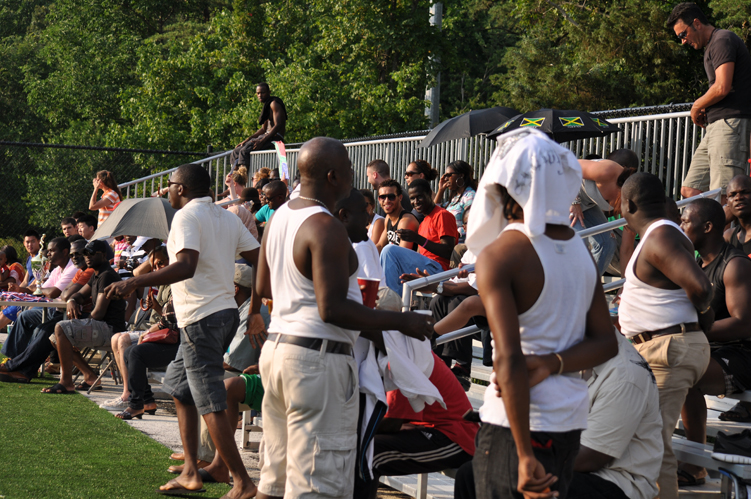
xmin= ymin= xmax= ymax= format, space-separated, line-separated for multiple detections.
xmin=358 ymin=277 xmax=380 ymax=308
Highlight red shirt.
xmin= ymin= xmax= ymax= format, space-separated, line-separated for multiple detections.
xmin=384 ymin=352 xmax=478 ymax=455
xmin=73 ymin=268 xmax=95 ymax=286
xmin=417 ymin=205 xmax=459 ymax=270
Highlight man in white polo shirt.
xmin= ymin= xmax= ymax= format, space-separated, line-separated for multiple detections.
xmin=105 ymin=163 xmax=261 ymax=499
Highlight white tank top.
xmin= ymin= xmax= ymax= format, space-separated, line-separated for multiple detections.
xmin=265 ymin=203 xmax=362 ymax=345
xmin=480 ymin=223 xmax=595 ymax=432
xmin=367 ymin=213 xmax=384 ymax=239
xmin=619 ymin=219 xmax=698 ymax=338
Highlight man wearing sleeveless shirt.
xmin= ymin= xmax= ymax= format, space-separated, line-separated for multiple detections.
xmin=725 ymin=175 xmax=751 ymax=256
xmin=668 ymin=3 xmax=751 ymax=200
xmin=375 ymin=179 xmax=419 ymax=252
xmin=470 ymin=129 xmax=617 ymax=499
xmin=618 ymin=173 xmax=714 ymax=499
xmin=104 ymin=164 xmax=262 ymax=499
xmin=251 ymin=137 xmax=433 ymax=499
xmin=229 ymin=83 xmax=287 ymax=167
xmin=678 ymin=198 xmax=751 ymax=483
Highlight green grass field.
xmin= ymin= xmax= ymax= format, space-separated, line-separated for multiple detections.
xmin=0 ymin=363 xmax=230 ymax=498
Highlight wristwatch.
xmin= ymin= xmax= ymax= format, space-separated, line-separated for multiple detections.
xmin=436 ymin=281 xmax=444 ymax=295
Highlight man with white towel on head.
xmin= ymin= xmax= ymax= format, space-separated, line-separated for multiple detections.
xmin=466 ymin=128 xmax=617 ymax=499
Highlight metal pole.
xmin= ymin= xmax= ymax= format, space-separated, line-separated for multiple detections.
xmin=424 ymin=2 xmax=442 ymax=128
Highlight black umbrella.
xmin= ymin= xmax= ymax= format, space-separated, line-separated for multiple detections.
xmin=487 ymin=108 xmax=620 ymax=143
xmin=418 ymin=106 xmax=521 ymax=148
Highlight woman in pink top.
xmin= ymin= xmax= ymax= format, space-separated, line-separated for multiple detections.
xmin=89 ymin=170 xmax=122 ymax=225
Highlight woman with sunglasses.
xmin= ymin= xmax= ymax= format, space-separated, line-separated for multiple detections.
xmin=433 ymin=161 xmax=477 ymax=243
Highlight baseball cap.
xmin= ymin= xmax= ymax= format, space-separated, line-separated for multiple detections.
xmin=84 ymin=239 xmax=110 ymax=255
xmin=234 ymin=263 xmax=254 ymax=288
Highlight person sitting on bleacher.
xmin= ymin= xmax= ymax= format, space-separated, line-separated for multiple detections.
xmin=618 ymin=173 xmax=714 ymax=499
xmin=42 ymin=240 xmax=127 ymax=394
xmin=677 ymin=198 xmax=751 ymax=485
xmin=380 ymin=179 xmax=458 ymax=295
xmin=0 ymin=239 xmax=92 ymax=383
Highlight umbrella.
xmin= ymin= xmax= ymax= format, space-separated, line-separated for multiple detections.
xmin=487 ymin=108 xmax=620 ymax=143
xmin=92 ymin=197 xmax=177 ymax=241
xmin=418 ymin=106 xmax=521 ymax=148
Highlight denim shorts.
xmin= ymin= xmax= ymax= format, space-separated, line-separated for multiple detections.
xmin=162 ymin=308 xmax=239 ymax=415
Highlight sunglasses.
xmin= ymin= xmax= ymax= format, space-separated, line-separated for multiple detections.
xmin=442 ymin=172 xmax=458 ymax=178
xmin=404 ymin=171 xmax=420 ymax=177
xmin=379 ymin=193 xmax=397 ymax=201
xmin=167 ymin=180 xmax=185 ymax=188
xmin=83 ymin=250 xmax=103 ymax=256
xmin=677 ymin=20 xmax=694 ymax=40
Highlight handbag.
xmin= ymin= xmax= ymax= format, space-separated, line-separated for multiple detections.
xmin=140 ymin=327 xmax=179 ymax=345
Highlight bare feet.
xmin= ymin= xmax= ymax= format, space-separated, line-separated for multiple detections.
xmin=169 ymin=452 xmax=184 ymax=461
xmin=168 ymin=460 xmax=211 ymax=474
xmin=220 ymin=479 xmax=258 ymax=499
xmin=158 ymin=477 xmax=205 ymax=494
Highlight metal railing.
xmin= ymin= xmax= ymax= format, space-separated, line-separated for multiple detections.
xmin=118 ymin=108 xmax=707 ymax=202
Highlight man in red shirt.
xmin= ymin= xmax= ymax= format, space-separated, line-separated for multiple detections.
xmin=353 ymin=351 xmax=477 ymax=499
xmin=379 ymin=179 xmax=458 ymax=295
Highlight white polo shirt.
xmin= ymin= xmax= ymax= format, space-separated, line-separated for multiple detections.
xmin=168 ymin=197 xmax=260 ymax=327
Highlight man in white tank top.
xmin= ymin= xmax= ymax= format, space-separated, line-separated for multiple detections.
xmin=467 ymin=129 xmax=618 ymax=499
xmin=618 ymin=172 xmax=713 ymax=499
xmin=251 ymin=137 xmax=434 ymax=499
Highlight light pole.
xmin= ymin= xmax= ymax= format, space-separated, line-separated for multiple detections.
xmin=424 ymin=2 xmax=442 ymax=129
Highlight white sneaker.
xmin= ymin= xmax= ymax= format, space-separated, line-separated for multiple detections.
xmin=100 ymin=397 xmax=128 ymax=409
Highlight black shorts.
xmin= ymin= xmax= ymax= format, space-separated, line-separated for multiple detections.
xmin=711 ymin=343 xmax=751 ymax=392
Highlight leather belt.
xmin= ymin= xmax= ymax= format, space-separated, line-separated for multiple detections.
xmin=267 ymin=333 xmax=353 ymax=356
xmin=630 ymin=322 xmax=701 ymax=345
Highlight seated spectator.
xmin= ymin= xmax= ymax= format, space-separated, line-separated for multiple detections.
xmin=375 ymin=179 xmax=419 ymax=252
xmin=678 ymin=198 xmax=751 ymax=484
xmin=76 ymin=214 xmax=97 ymax=241
xmin=112 ymin=236 xmax=130 ymax=267
xmin=101 ymin=247 xmax=171 ymax=409
xmin=360 ymin=188 xmax=385 ymax=244
xmin=353 ymin=351 xmax=478 ymax=499
xmin=254 ymin=180 xmax=288 ymax=226
xmin=725 ymin=175 xmax=751 ymax=257
xmin=89 ymin=170 xmax=122 ymax=226
xmin=253 ymin=167 xmax=272 ymax=188
xmin=337 ymin=189 xmax=386 ymax=283
xmin=1 ymin=237 xmax=78 ymax=359
xmin=380 ymin=179 xmax=458 ymax=295
xmin=0 ymin=239 xmax=93 ymax=383
xmin=404 ymin=160 xmax=439 ymax=223
xmin=61 ymin=217 xmax=78 ymax=238
xmin=220 ymin=167 xmax=259 ymax=241
xmin=42 ymin=240 xmax=126 ymax=394
xmin=367 ymin=159 xmax=412 ymax=215
xmin=241 ymin=187 xmax=262 ymax=215
xmin=433 ymin=161 xmax=477 ymax=244
xmin=0 ymin=230 xmax=44 ymax=333
xmin=0 ymin=245 xmax=26 ymax=289
xmin=229 ymin=83 xmax=287 ymax=167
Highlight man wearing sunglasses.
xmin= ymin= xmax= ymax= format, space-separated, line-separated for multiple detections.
xmin=668 ymin=3 xmax=751 ymax=201
xmin=375 ymin=179 xmax=419 ymax=252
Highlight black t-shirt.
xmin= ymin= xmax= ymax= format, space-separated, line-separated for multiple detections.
xmin=699 ymin=242 xmax=747 ymax=321
xmin=704 ymin=29 xmax=751 ymax=123
xmin=729 ymin=225 xmax=751 ymax=257
xmin=91 ymin=265 xmax=127 ymax=331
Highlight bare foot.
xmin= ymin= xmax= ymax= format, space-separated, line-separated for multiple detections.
xmin=159 ymin=477 xmax=205 ymax=493
xmin=220 ymin=479 xmax=258 ymax=499
xmin=168 ymin=460 xmax=211 ymax=474
xmin=201 ymin=464 xmax=232 ymax=485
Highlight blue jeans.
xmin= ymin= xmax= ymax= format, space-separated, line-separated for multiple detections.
xmin=573 ymin=207 xmax=616 ymax=276
xmin=3 ymin=310 xmax=64 ymax=378
xmin=162 ymin=308 xmax=240 ymax=415
xmin=1 ymin=307 xmax=44 ymax=358
xmin=379 ymin=244 xmax=442 ymax=296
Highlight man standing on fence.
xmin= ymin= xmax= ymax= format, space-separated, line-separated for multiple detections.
xmin=668 ymin=3 xmax=751 ymax=200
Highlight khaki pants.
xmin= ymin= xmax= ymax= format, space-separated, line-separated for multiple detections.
xmin=634 ymin=331 xmax=709 ymax=499
xmin=258 ymin=338 xmax=359 ymax=499
xmin=682 ymin=117 xmax=751 ymax=194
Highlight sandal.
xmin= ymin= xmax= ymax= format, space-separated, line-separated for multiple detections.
xmin=75 ymin=381 xmax=102 ymax=391
xmin=677 ymin=468 xmax=707 ymax=486
xmin=41 ymin=383 xmax=75 ymax=394
xmin=115 ymin=409 xmax=143 ymax=420
xmin=719 ymin=402 xmax=751 ymax=422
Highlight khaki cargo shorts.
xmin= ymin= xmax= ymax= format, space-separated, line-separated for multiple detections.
xmin=683 ymin=117 xmax=751 ymax=194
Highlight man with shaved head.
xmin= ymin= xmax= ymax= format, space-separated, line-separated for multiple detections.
xmin=105 ymin=163 xmax=261 ymax=499
xmin=618 ymin=172 xmax=713 ymax=499
xmin=725 ymin=175 xmax=751 ymax=256
xmin=678 ymin=197 xmax=751 ymax=483
xmin=255 ymin=180 xmax=288 ymax=226
xmin=252 ymin=137 xmax=433 ymax=499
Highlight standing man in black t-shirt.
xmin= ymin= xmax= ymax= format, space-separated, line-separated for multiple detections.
xmin=668 ymin=3 xmax=751 ymax=200
xmin=230 ymin=82 xmax=287 ymax=167
xmin=42 ymin=239 xmax=126 ymax=395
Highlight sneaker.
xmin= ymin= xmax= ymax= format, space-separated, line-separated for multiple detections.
xmin=712 ymin=430 xmax=751 ymax=464
xmin=451 ymin=365 xmax=472 ymax=392
xmin=100 ymin=397 xmax=128 ymax=410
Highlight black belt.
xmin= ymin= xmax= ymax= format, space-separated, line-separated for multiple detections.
xmin=630 ymin=322 xmax=701 ymax=345
xmin=267 ymin=333 xmax=352 ymax=356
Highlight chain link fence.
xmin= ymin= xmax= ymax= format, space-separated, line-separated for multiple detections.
xmin=0 ymin=141 xmax=207 ymax=259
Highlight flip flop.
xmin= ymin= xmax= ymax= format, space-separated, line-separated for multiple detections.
xmin=157 ymin=479 xmax=206 ymax=496
xmin=677 ymin=468 xmax=706 ymax=486
xmin=41 ymin=383 xmax=75 ymax=394
xmin=719 ymin=402 xmax=751 ymax=423
xmin=75 ymin=381 xmax=102 ymax=391
xmin=198 ymin=467 xmax=231 ymax=485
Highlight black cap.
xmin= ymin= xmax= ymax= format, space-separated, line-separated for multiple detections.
xmin=84 ymin=239 xmax=110 ymax=255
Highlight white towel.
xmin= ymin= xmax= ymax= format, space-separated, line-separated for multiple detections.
xmin=466 ymin=128 xmax=582 ymax=256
